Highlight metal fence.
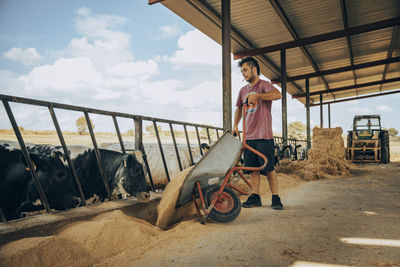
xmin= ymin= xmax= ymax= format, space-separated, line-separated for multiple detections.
xmin=0 ymin=94 xmax=307 ymax=222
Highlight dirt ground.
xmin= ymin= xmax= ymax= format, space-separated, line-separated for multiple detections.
xmin=1 ymin=163 xmax=399 ymax=267
xmin=1 ymin=131 xmax=400 ymax=266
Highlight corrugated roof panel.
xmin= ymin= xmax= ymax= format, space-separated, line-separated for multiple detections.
xmin=280 ymin=0 xmax=343 ymax=37
xmin=347 ymin=0 xmax=400 ymax=26
xmin=160 ymin=0 xmax=400 ymax=105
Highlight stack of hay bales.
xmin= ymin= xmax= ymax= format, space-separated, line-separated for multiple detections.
xmin=276 ymin=127 xmax=351 ymax=181
xmin=307 ymin=127 xmax=350 ymax=177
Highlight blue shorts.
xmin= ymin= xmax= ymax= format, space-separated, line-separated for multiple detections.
xmin=244 ymin=139 xmax=275 ymax=175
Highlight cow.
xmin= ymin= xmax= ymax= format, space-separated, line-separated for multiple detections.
xmin=72 ymin=148 xmax=149 ymax=201
xmin=0 ymin=144 xmax=79 ymax=221
xmin=27 ymin=144 xmax=150 ymax=201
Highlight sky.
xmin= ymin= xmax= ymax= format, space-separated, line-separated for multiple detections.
xmin=1 ymin=0 xmax=399 ymax=136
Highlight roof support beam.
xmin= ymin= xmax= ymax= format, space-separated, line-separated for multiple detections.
xmin=340 ymin=0 xmax=357 ymax=88
xmin=185 ymin=0 xmax=304 ymax=94
xmin=269 ymin=0 xmax=331 ymax=92
xmin=222 ymin=0 xmax=232 ymax=132
xmin=379 ymin=25 xmax=399 ymax=91
xmin=293 ymin=77 xmax=400 ymax=98
xmin=234 ymin=17 xmax=400 ymax=59
xmin=310 ymin=89 xmax=400 ymax=107
xmin=271 ymin=56 xmax=400 ymax=83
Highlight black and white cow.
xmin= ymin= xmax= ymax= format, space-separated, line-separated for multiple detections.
xmin=72 ymin=148 xmax=149 ymax=201
xmin=0 ymin=145 xmax=79 ymax=221
xmin=28 ymin=144 xmax=149 ymax=200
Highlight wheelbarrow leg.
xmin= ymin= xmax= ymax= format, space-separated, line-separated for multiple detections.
xmin=192 ymin=181 xmax=208 ymax=224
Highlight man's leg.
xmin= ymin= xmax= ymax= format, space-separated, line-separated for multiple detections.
xmin=266 ymin=170 xmax=283 ymax=210
xmin=242 ymin=170 xmax=262 ymax=208
xmin=250 ymin=170 xmax=261 ymax=195
xmin=266 ymin=170 xmax=278 ymax=195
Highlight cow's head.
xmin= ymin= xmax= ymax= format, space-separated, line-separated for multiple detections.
xmin=22 ymin=151 xmax=80 ymax=210
xmin=114 ymin=153 xmax=149 ymax=200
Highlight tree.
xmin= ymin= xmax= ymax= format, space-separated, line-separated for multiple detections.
xmin=388 ymin=128 xmax=398 ymax=137
xmin=145 ymin=124 xmax=161 ymax=136
xmin=288 ymin=121 xmax=306 ymax=139
xmin=76 ymin=116 xmax=95 ymax=135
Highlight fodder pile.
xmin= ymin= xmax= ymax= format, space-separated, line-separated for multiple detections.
xmin=277 ymin=127 xmax=351 ymax=180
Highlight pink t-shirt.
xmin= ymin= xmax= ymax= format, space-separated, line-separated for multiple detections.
xmin=236 ymin=79 xmax=275 ymax=140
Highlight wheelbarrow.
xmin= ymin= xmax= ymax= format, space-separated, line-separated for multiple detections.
xmin=175 ymin=102 xmax=267 ymax=224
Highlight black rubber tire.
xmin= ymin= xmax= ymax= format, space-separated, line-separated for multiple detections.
xmin=204 ymin=185 xmax=241 ymax=223
xmin=380 ymin=130 xmax=390 ymax=163
xmin=346 ymin=132 xmax=353 ymax=160
xmin=381 ymin=146 xmax=389 ymax=164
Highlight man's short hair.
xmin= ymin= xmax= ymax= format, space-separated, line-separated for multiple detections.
xmin=238 ymin=57 xmax=260 ymax=76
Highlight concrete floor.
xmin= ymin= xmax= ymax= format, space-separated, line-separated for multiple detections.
xmin=132 ymin=162 xmax=400 ymax=267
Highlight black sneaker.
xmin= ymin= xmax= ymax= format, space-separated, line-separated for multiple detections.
xmin=271 ymin=195 xmax=283 ymax=210
xmin=242 ymin=194 xmax=262 ymax=208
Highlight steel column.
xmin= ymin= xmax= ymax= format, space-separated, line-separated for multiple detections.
xmin=328 ymin=103 xmax=331 ymax=128
xmin=2 ymin=100 xmax=51 ymax=213
xmin=84 ymin=111 xmax=112 ymax=199
xmin=112 ymin=115 xmax=126 ymax=154
xmin=49 ymin=106 xmax=86 ymax=206
xmin=281 ymin=49 xmax=288 ymax=145
xmin=319 ymin=94 xmax=323 ymax=128
xmin=153 ymin=121 xmax=170 ymax=182
xmin=184 ymin=125 xmax=194 ymax=165
xmin=306 ymin=78 xmax=311 ymax=149
xmin=222 ymin=0 xmax=232 ymax=132
xmin=169 ymin=123 xmax=183 ymax=172
xmin=195 ymin=126 xmax=203 ymax=156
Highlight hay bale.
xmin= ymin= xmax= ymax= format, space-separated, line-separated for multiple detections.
xmin=276 ymin=127 xmax=351 ymax=181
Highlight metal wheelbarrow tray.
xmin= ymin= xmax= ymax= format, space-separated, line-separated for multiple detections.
xmin=175 ymin=124 xmax=266 ymax=224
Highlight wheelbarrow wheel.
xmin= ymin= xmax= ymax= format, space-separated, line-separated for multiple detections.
xmin=204 ymin=185 xmax=241 ymax=223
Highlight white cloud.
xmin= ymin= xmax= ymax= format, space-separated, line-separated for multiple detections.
xmin=18 ymin=57 xmax=102 ymax=92
xmin=166 ymin=29 xmax=221 ymax=66
xmin=3 ymin=47 xmax=42 ymax=65
xmin=67 ymin=7 xmax=132 ymax=70
xmin=150 ymin=25 xmax=182 ymax=40
xmin=375 ymin=105 xmax=392 ymax=112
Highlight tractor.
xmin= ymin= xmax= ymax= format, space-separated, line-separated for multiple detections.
xmin=346 ymin=115 xmax=390 ymax=163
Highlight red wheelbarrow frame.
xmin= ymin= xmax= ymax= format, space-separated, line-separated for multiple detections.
xmin=191 ymin=102 xmax=268 ymax=224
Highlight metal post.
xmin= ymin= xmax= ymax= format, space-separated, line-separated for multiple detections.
xmin=49 ymin=106 xmax=86 ymax=205
xmin=153 ymin=121 xmax=170 ymax=182
xmin=2 ymin=100 xmax=51 ymax=213
xmin=169 ymin=123 xmax=183 ymax=171
xmin=112 ymin=115 xmax=126 ymax=154
xmin=222 ymin=0 xmax=232 ymax=132
xmin=328 ymin=103 xmax=331 ymax=128
xmin=281 ymin=49 xmax=288 ymax=145
xmin=134 ymin=117 xmax=155 ymax=191
xmin=134 ymin=117 xmax=143 ymax=151
xmin=195 ymin=126 xmax=203 ymax=156
xmin=206 ymin=127 xmax=211 ymax=144
xmin=184 ymin=125 xmax=194 ymax=165
xmin=306 ymin=78 xmax=311 ymax=149
xmin=320 ymin=94 xmax=323 ymax=128
xmin=84 ymin=111 xmax=112 ymax=199
xmin=215 ymin=129 xmax=220 ymax=139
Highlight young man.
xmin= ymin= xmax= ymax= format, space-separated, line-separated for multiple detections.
xmin=232 ymin=57 xmax=283 ymax=210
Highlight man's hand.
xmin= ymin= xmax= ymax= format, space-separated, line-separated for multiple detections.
xmin=232 ymin=126 xmax=239 ymax=137
xmin=247 ymin=94 xmax=259 ymax=105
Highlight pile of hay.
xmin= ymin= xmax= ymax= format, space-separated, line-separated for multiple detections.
xmin=277 ymin=127 xmax=351 ymax=181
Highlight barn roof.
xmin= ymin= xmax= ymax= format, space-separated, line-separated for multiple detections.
xmin=150 ymin=0 xmax=400 ymax=106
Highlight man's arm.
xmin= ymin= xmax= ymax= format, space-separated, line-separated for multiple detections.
xmin=232 ymin=106 xmax=242 ymax=136
xmin=247 ymin=88 xmax=282 ymax=105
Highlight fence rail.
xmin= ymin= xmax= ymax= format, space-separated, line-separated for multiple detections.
xmin=0 ymin=94 xmax=308 ymax=222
